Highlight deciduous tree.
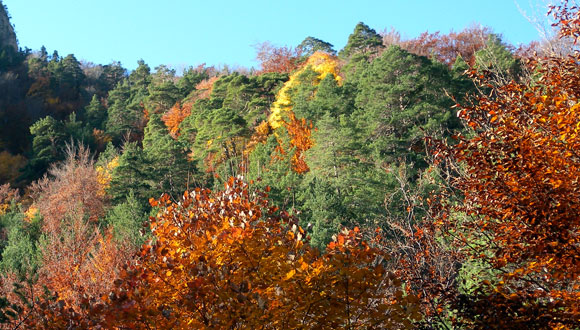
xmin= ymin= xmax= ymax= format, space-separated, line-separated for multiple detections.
xmin=100 ymin=178 xmax=421 ymax=329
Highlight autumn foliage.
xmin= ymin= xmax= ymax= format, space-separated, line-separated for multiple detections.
xmin=162 ymin=101 xmax=193 ymax=138
xmin=422 ymin=4 xmax=580 ymax=328
xmin=255 ymin=41 xmax=304 ymax=74
xmin=5 ymin=3 xmax=580 ymax=329
xmin=0 ymin=146 xmax=133 ymax=328
xmin=87 ymin=178 xmax=417 ymax=329
xmin=392 ymin=25 xmax=491 ymax=66
xmin=282 ymin=112 xmax=314 ymax=173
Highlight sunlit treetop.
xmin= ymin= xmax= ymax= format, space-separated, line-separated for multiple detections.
xmin=268 ymin=52 xmax=341 ymax=129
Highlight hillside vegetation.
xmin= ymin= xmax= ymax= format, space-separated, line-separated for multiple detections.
xmin=0 ymin=1 xmax=578 ymax=329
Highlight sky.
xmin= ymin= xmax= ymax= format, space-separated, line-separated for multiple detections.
xmin=2 ymin=0 xmax=551 ymax=72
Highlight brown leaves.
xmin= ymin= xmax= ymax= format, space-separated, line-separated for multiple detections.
xmin=386 ymin=25 xmax=492 ymax=66
xmin=101 ymin=178 xmax=419 ymax=329
xmin=433 ymin=4 xmax=580 ymax=327
xmin=255 ymin=41 xmax=304 ymax=74
xmin=0 ymin=145 xmax=134 ymax=328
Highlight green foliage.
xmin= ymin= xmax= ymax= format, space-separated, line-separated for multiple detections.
xmin=25 ymin=116 xmax=67 ymax=179
xmin=64 ymin=112 xmax=92 ymax=145
xmin=97 ymin=61 xmax=127 ymax=96
xmin=300 ymin=113 xmax=390 ymax=245
xmin=129 ymin=59 xmax=152 ymax=90
xmin=105 ymin=79 xmax=147 ymax=142
xmin=0 ymin=205 xmax=41 ymax=275
xmin=354 ymin=45 xmax=460 ymax=171
xmin=110 ymin=112 xmax=192 ymax=206
xmin=142 ymin=113 xmax=190 ymax=199
xmin=84 ymin=94 xmax=107 ymax=130
xmin=247 ymin=132 xmax=301 ymax=211
xmin=297 ymin=36 xmax=336 ymax=56
xmin=105 ymin=190 xmax=147 ymax=246
xmin=104 ymin=80 xmax=132 ymax=140
xmin=180 ymin=72 xmax=286 ymax=185
xmin=147 ymin=65 xmax=181 ymax=113
xmin=108 ymin=141 xmax=152 ymax=205
xmin=95 ymin=141 xmax=119 ymax=169
xmin=177 ymin=66 xmax=209 ymax=97
xmin=339 ymin=22 xmax=383 ymax=59
xmin=292 ymin=73 xmax=354 ymax=121
xmin=474 ymin=34 xmax=522 ymax=83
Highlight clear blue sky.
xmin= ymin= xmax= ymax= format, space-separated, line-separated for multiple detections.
xmin=2 ymin=0 xmax=547 ymax=72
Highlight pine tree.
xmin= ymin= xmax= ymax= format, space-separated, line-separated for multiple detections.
xmin=142 ymin=113 xmax=191 ymax=199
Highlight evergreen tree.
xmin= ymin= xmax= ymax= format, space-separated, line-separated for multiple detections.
xmin=64 ymin=112 xmax=92 ymax=145
xmin=474 ymin=34 xmax=522 ymax=84
xmin=147 ymin=80 xmax=180 ymax=113
xmin=177 ymin=66 xmax=209 ymax=97
xmin=109 ymin=142 xmax=152 ymax=205
xmin=297 ymin=36 xmax=336 ymax=56
xmin=84 ymin=94 xmax=107 ymax=130
xmin=97 ymin=61 xmax=127 ymax=96
xmin=0 ymin=205 xmax=41 ymax=275
xmin=129 ymin=59 xmax=152 ymax=90
xmin=354 ymin=45 xmax=460 ymax=171
xmin=339 ymin=22 xmax=383 ymax=59
xmin=142 ymin=113 xmax=190 ymax=199
xmin=300 ymin=113 xmax=388 ymax=246
xmin=25 ymin=116 xmax=66 ymax=179
xmin=105 ymin=190 xmax=148 ymax=246
xmin=105 ymin=80 xmax=138 ymax=142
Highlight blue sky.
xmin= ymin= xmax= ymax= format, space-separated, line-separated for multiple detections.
xmin=3 ymin=0 xmax=548 ymax=72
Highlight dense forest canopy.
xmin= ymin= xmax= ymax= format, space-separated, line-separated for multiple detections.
xmin=0 ymin=1 xmax=578 ymax=329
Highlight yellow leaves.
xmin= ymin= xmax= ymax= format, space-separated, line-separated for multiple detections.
xmin=268 ymin=52 xmax=342 ymax=129
xmin=96 ymin=156 xmax=119 ymax=196
xmin=285 ymin=269 xmax=296 ymax=280
xmin=24 ymin=206 xmax=38 ymax=221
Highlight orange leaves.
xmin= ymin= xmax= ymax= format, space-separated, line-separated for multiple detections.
xmin=244 ymin=120 xmax=272 ymax=155
xmin=551 ymin=1 xmax=580 ymax=43
xmin=285 ymin=269 xmax=296 ymax=280
xmin=162 ymin=101 xmax=193 ymax=138
xmin=284 ymin=111 xmax=314 ymax=173
xmin=435 ymin=6 xmax=580 ymax=326
xmin=101 ymin=178 xmax=418 ymax=329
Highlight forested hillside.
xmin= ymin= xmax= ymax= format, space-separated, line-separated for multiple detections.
xmin=0 ymin=0 xmax=578 ymax=329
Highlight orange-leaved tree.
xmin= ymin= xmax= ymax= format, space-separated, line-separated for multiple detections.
xmin=93 ymin=178 xmax=420 ymax=329
xmin=1 ymin=145 xmax=133 ymax=328
xmin=432 ymin=3 xmax=580 ymax=328
xmin=162 ymin=101 xmax=193 ymax=138
xmin=279 ymin=111 xmax=314 ymax=174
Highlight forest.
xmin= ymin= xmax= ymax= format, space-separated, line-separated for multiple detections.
xmin=0 ymin=0 xmax=578 ymax=329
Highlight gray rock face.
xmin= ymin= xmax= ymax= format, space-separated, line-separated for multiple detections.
xmin=0 ymin=2 xmax=17 ymax=51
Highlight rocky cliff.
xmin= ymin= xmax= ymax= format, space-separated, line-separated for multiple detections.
xmin=0 ymin=1 xmax=17 ymax=51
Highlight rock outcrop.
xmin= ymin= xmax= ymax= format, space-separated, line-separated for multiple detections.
xmin=0 ymin=1 xmax=17 ymax=51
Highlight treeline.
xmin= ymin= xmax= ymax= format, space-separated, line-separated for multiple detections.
xmin=0 ymin=22 xmax=523 ymax=246
xmin=0 ymin=1 xmax=578 ymax=328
